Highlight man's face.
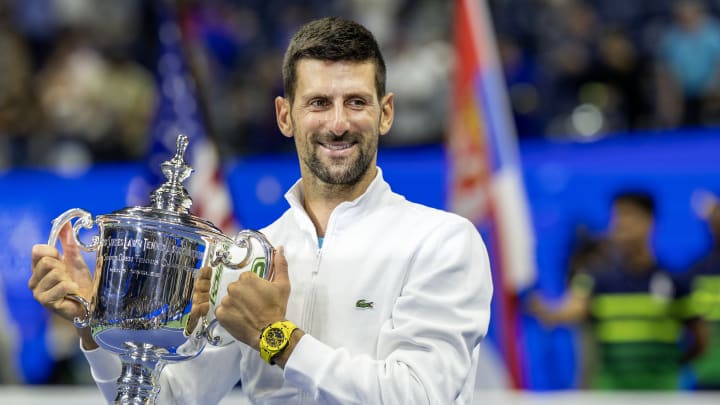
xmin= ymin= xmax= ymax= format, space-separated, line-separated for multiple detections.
xmin=609 ymin=201 xmax=653 ymax=246
xmin=275 ymin=59 xmax=393 ymax=186
xmin=708 ymin=203 xmax=720 ymax=238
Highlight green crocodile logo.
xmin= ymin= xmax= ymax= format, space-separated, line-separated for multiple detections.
xmin=355 ymin=299 xmax=374 ymax=309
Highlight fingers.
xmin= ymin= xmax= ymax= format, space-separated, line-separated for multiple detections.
xmin=189 ymin=297 xmax=209 ymax=319
xmin=29 ymin=253 xmax=62 ymax=290
xmin=271 ymin=246 xmax=289 ymax=284
xmin=198 ymin=265 xmax=212 ymax=280
xmin=30 ymin=240 xmax=88 ymax=322
xmin=190 ymin=267 xmax=213 ymax=317
xmin=192 ymin=267 xmax=211 ymax=302
xmin=227 ymin=272 xmax=264 ymax=302
xmin=194 ymin=266 xmax=212 ymax=294
xmin=220 ymin=273 xmax=264 ymax=313
xmin=192 ymin=285 xmax=210 ymax=306
xmin=34 ymin=279 xmax=79 ymax=311
xmin=31 ymin=244 xmax=60 ymax=272
xmin=31 ymin=264 xmax=83 ymax=319
xmin=32 ymin=260 xmax=80 ymax=299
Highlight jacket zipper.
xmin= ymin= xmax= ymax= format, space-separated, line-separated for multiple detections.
xmin=299 ymin=242 xmax=322 ymax=404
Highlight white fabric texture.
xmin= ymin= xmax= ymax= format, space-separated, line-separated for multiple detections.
xmin=82 ymin=168 xmax=493 ymax=404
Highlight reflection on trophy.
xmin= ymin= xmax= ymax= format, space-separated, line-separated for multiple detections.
xmin=46 ymin=134 xmax=274 ymax=404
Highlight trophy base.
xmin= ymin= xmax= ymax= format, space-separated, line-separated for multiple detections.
xmin=114 ymin=344 xmax=167 ymax=405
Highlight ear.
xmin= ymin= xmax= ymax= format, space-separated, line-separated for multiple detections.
xmin=379 ymin=92 xmax=394 ymax=136
xmin=275 ymin=96 xmax=293 ymax=138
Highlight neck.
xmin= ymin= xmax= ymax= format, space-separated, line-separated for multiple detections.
xmin=629 ymin=250 xmax=654 ymax=269
xmin=301 ymin=167 xmax=377 ymax=237
xmin=618 ymin=243 xmax=654 ymax=271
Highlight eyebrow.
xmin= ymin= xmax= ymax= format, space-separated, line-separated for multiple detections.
xmin=300 ymin=92 xmax=376 ymax=103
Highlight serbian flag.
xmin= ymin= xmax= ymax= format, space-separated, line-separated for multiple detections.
xmin=447 ymin=0 xmax=536 ymax=388
xmin=126 ymin=4 xmax=238 ymax=234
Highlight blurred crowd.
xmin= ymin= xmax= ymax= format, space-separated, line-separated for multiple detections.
xmin=3 ymin=0 xmax=720 ymax=168
xmin=493 ymin=0 xmax=720 ymax=140
xmin=0 ymin=0 xmax=452 ymax=169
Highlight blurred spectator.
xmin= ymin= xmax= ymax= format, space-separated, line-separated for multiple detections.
xmin=537 ymin=0 xmax=603 ymax=139
xmin=655 ymin=0 xmax=720 ymax=127
xmin=0 ymin=21 xmax=46 ymax=167
xmin=592 ymin=27 xmax=651 ymax=131
xmin=36 ymin=28 xmax=155 ymax=165
xmin=498 ymin=35 xmax=548 ymax=138
xmin=687 ymin=191 xmax=720 ymax=390
xmin=380 ymin=0 xmax=451 ymax=146
xmin=562 ymin=224 xmax=609 ymax=389
xmin=0 ymin=276 xmax=20 ymax=384
xmin=528 ymin=190 xmax=707 ymax=390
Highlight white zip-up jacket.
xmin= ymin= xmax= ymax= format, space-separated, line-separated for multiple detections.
xmin=83 ymin=168 xmax=493 ymax=404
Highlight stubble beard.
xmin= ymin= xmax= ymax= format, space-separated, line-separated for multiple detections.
xmin=302 ymin=133 xmax=376 ymax=186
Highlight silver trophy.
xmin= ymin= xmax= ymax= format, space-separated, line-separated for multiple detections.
xmin=46 ymin=135 xmax=273 ymax=404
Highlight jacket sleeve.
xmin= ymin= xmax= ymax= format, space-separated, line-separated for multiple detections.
xmin=283 ymin=220 xmax=493 ymax=404
xmin=81 ymin=345 xmax=122 ymax=404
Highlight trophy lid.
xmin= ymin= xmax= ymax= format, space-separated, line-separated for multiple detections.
xmin=97 ymin=134 xmax=224 ymax=237
xmin=150 ymin=134 xmax=193 ymax=214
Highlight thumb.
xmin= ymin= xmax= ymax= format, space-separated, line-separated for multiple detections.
xmin=59 ymin=223 xmax=84 ymax=265
xmin=271 ymin=246 xmax=289 ymax=284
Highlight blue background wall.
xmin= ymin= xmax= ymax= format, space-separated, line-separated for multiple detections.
xmin=1 ymin=129 xmax=719 ymax=387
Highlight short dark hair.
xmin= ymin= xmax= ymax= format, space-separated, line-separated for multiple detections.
xmin=612 ymin=190 xmax=656 ymax=217
xmin=281 ymin=17 xmax=387 ymax=102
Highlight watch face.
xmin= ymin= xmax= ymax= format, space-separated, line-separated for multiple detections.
xmin=265 ymin=328 xmax=286 ymax=349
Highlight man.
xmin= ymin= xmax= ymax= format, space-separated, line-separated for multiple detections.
xmin=687 ymin=193 xmax=720 ymax=389
xmin=29 ymin=17 xmax=493 ymax=404
xmin=528 ymin=190 xmax=706 ymax=390
xmin=655 ymin=0 xmax=720 ymax=127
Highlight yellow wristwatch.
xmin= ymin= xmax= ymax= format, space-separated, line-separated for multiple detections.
xmin=259 ymin=320 xmax=298 ymax=364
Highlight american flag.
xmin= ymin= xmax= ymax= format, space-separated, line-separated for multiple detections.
xmin=126 ymin=4 xmax=238 ymax=234
xmin=447 ymin=0 xmax=537 ymax=388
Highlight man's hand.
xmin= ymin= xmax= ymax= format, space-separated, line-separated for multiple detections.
xmin=185 ymin=265 xmax=212 ymax=336
xmin=215 ymin=246 xmax=291 ymax=351
xmin=28 ymin=223 xmax=97 ymax=349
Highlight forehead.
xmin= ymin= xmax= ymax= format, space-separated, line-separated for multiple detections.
xmin=294 ymin=59 xmax=376 ymax=96
xmin=709 ymin=204 xmax=720 ymax=220
xmin=612 ymin=201 xmax=651 ymax=219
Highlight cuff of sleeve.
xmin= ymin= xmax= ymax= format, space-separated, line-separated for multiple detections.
xmin=80 ymin=342 xmax=121 ymax=382
xmin=283 ymin=334 xmax=330 ymax=391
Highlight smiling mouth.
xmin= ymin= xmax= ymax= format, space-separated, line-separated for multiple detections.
xmin=319 ymin=142 xmax=354 ymax=151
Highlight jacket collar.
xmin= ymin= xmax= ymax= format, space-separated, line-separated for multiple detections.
xmin=284 ymin=167 xmax=399 ymax=236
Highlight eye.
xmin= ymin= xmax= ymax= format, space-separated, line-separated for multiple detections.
xmin=308 ymin=98 xmax=329 ymax=108
xmin=347 ymin=98 xmax=368 ymax=108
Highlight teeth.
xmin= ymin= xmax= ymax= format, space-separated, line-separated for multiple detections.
xmin=324 ymin=143 xmax=351 ymax=150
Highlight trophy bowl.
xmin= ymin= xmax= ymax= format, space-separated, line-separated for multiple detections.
xmin=46 ymin=135 xmax=273 ymax=404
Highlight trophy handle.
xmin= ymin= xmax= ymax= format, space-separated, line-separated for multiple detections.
xmin=48 ymin=208 xmax=99 ymax=251
xmin=203 ymin=318 xmax=225 ymax=347
xmin=66 ymin=294 xmax=91 ymax=328
xmin=47 ymin=208 xmax=99 ymax=328
xmin=213 ymin=230 xmax=275 ymax=281
xmin=205 ymin=230 xmax=275 ymax=346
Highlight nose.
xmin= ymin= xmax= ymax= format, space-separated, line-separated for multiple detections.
xmin=329 ymin=103 xmax=350 ymax=136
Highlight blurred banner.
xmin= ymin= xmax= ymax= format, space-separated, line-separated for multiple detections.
xmin=126 ymin=3 xmax=238 ymax=233
xmin=1 ymin=129 xmax=719 ymax=386
xmin=447 ymin=0 xmax=537 ymax=388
